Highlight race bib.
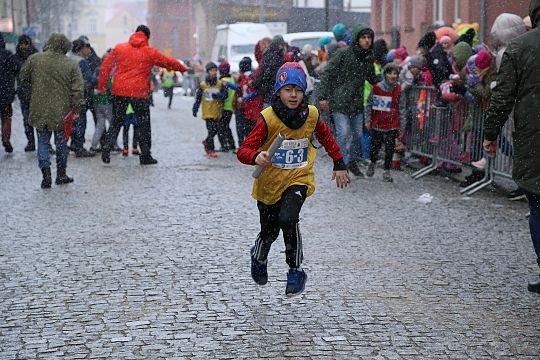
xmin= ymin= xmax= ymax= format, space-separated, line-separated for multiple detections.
xmin=204 ymin=89 xmax=219 ymax=101
xmin=373 ymin=95 xmax=392 ymax=112
xmin=272 ymin=138 xmax=309 ymax=169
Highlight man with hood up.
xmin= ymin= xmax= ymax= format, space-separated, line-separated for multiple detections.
xmin=13 ymin=35 xmax=38 ymax=152
xmin=252 ymin=35 xmax=288 ymax=108
xmin=98 ymin=25 xmax=189 ymax=165
xmin=19 ymin=33 xmax=84 ymax=189
xmin=0 ymin=32 xmax=18 ymax=154
xmin=418 ymin=31 xmax=452 ymax=91
xmin=318 ymin=24 xmax=378 ymax=177
xmin=483 ymin=0 xmax=540 ymax=293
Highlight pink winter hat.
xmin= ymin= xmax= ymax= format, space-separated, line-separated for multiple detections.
xmin=439 ymin=35 xmax=452 ymax=45
xmin=474 ymin=49 xmax=491 ymax=69
xmin=393 ymin=46 xmax=408 ymax=60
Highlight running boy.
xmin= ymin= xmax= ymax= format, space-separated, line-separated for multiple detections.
xmin=365 ymin=63 xmax=406 ymax=182
xmin=237 ymin=63 xmax=350 ymax=297
xmin=193 ymin=62 xmax=229 ymax=158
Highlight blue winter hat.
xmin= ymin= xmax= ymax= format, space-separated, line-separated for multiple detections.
xmin=332 ymin=23 xmax=347 ymax=40
xmin=274 ymin=62 xmax=307 ymax=94
xmin=319 ymin=35 xmax=332 ymax=48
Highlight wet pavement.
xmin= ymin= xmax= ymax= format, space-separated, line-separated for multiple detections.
xmin=1 ymin=94 xmax=539 ymax=359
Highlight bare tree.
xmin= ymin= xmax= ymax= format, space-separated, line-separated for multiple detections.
xmin=30 ymin=0 xmax=79 ymax=45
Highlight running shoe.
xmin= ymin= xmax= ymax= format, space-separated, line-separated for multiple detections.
xmin=203 ymin=141 xmax=218 ymax=158
xmin=366 ymin=163 xmax=375 ymax=177
xmin=383 ymin=170 xmax=394 ymax=182
xmin=250 ymin=246 xmax=268 ymax=285
xmin=285 ymin=268 xmax=307 ymax=297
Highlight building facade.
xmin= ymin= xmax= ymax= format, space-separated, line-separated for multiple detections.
xmin=0 ymin=0 xmax=28 ymax=46
xmin=105 ymin=2 xmax=147 ymax=52
xmin=371 ymin=0 xmax=529 ymax=51
xmin=148 ymin=0 xmax=372 ymax=62
xmin=148 ymin=0 xmax=292 ymax=61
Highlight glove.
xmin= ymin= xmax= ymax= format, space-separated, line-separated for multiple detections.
xmin=467 ymin=74 xmax=481 ymax=88
xmin=193 ymin=111 xmax=197 ymax=117
xmin=211 ymin=93 xmax=219 ymax=100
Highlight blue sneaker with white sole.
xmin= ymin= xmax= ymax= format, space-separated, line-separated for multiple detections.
xmin=250 ymin=246 xmax=268 ymax=285
xmin=285 ymin=268 xmax=307 ymax=297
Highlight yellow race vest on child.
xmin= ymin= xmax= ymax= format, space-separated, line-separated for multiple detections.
xmin=252 ymin=105 xmax=319 ymax=205
xmin=200 ymin=80 xmax=224 ymax=120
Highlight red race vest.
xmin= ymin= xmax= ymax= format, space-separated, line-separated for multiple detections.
xmin=370 ymin=83 xmax=401 ymax=130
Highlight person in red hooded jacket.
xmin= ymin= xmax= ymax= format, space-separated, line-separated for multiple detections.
xmin=98 ymin=25 xmax=188 ymax=165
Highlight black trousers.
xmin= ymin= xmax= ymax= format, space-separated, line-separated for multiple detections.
xmin=163 ymin=87 xmax=174 ymax=108
xmin=253 ymin=185 xmax=307 ymax=269
xmin=104 ymin=96 xmax=151 ymax=158
xmin=203 ymin=119 xmax=220 ymax=151
xmin=122 ymin=123 xmax=139 ymax=149
xmin=370 ymin=129 xmax=398 ymax=170
xmin=218 ymin=110 xmax=236 ymax=151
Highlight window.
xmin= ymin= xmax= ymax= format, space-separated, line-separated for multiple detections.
xmin=172 ymin=28 xmax=179 ymax=54
xmin=392 ymin=0 xmax=400 ymax=27
xmin=433 ymin=0 xmax=443 ymax=25
xmin=380 ymin=0 xmax=386 ymax=32
xmin=411 ymin=0 xmax=415 ymax=28
xmin=454 ymin=0 xmax=461 ymax=23
xmin=71 ymin=18 xmax=79 ymax=33
xmin=88 ymin=17 xmax=97 ymax=34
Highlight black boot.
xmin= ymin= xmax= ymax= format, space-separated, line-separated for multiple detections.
xmin=41 ymin=167 xmax=52 ymax=189
xmin=140 ymin=156 xmax=158 ymax=165
xmin=3 ymin=141 xmax=13 ymax=153
xmin=24 ymin=142 xmax=36 ymax=152
xmin=101 ymin=149 xmax=110 ymax=163
xmin=348 ymin=161 xmax=364 ymax=177
xmin=55 ymin=168 xmax=74 ymax=185
xmin=528 ymin=275 xmax=540 ymax=293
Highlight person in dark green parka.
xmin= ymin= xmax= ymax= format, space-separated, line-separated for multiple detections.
xmin=483 ymin=0 xmax=540 ymax=293
xmin=318 ymin=24 xmax=378 ymax=177
xmin=19 ymin=33 xmax=84 ymax=189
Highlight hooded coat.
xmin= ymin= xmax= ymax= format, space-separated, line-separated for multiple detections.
xmin=451 ymin=42 xmax=473 ymax=75
xmin=252 ymin=36 xmax=287 ymax=104
xmin=19 ymin=33 xmax=84 ymax=132
xmin=490 ymin=13 xmax=527 ymax=70
xmin=318 ymin=24 xmax=378 ymax=115
xmin=98 ymin=31 xmax=187 ymax=99
xmin=13 ymin=35 xmax=38 ymax=103
xmin=0 ymin=33 xmax=18 ymax=105
xmin=484 ymin=0 xmax=540 ymax=195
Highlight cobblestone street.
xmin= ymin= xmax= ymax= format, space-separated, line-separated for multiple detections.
xmin=1 ymin=94 xmax=539 ymax=359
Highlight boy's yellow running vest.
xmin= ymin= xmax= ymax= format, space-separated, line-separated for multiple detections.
xmin=200 ymin=79 xmax=223 ymax=120
xmin=252 ymin=104 xmax=319 ymax=205
xmin=162 ymin=69 xmax=176 ymax=88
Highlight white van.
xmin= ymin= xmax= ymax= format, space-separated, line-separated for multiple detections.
xmin=282 ymin=31 xmax=334 ymax=52
xmin=211 ymin=23 xmax=272 ymax=73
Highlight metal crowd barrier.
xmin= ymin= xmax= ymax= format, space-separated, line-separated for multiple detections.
xmin=406 ymin=86 xmax=514 ymax=195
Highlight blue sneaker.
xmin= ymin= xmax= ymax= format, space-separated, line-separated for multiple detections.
xmin=285 ymin=268 xmax=307 ymax=297
xmin=250 ymin=246 xmax=268 ymax=285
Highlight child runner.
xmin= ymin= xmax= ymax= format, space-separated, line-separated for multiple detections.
xmin=192 ymin=62 xmax=229 ymax=158
xmin=217 ymin=61 xmax=237 ymax=152
xmin=160 ymin=68 xmax=177 ymax=109
xmin=237 ymin=63 xmax=350 ymax=297
xmin=365 ymin=63 xmax=406 ymax=182
xmin=236 ymin=57 xmax=263 ymax=146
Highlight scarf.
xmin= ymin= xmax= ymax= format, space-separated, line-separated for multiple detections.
xmin=270 ymin=95 xmax=309 ymax=130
